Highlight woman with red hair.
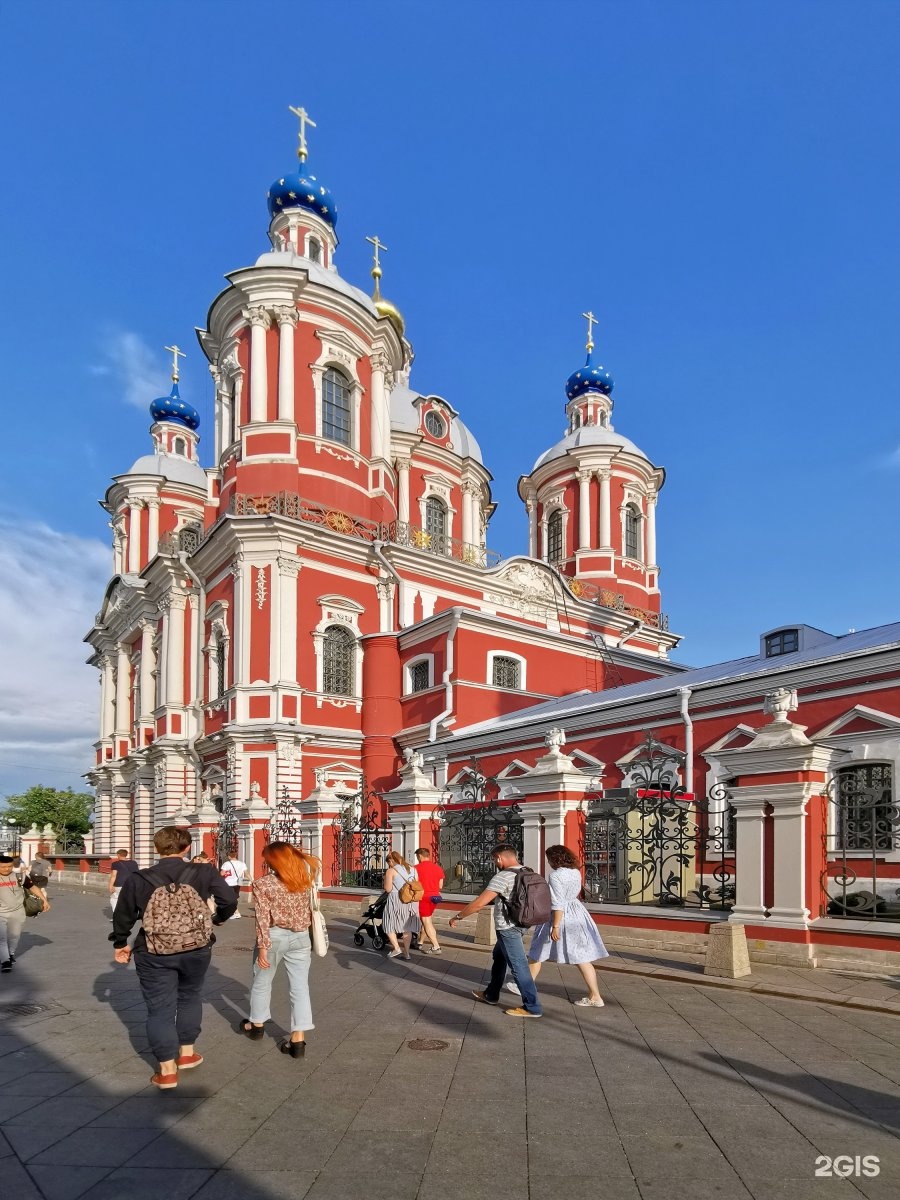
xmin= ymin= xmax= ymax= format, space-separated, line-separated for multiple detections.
xmin=236 ymin=841 xmax=321 ymax=1057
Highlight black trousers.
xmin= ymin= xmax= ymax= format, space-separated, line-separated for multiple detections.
xmin=134 ymin=946 xmax=212 ymax=1062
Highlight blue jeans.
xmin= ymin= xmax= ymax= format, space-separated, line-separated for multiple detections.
xmin=249 ymin=927 xmax=314 ymax=1032
xmin=484 ymin=926 xmax=542 ymax=1015
xmin=134 ymin=946 xmax=212 ymax=1062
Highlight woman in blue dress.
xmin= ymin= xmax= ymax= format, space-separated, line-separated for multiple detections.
xmin=519 ymin=844 xmax=608 ymax=1007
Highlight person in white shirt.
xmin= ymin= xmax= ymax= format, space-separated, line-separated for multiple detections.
xmin=219 ymin=857 xmax=247 ymax=918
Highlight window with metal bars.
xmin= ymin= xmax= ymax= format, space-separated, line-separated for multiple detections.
xmin=425 ymin=496 xmax=448 ymax=554
xmin=322 ymin=368 xmax=351 ymax=446
xmin=492 ymin=655 xmax=521 ymax=690
xmin=836 ymin=763 xmax=896 ymax=852
xmin=410 ymin=660 xmax=430 ymax=692
xmin=624 ymin=504 xmax=641 ymax=560
xmin=546 ymin=510 xmax=563 ymax=563
xmin=215 ymin=638 xmax=227 ymax=699
xmin=323 ymin=625 xmax=355 ymax=696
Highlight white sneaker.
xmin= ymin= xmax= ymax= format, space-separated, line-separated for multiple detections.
xmin=505 ymin=981 xmax=522 ymax=996
xmin=229 ymin=912 xmax=241 ymax=919
xmin=574 ymin=996 xmax=605 ymax=1007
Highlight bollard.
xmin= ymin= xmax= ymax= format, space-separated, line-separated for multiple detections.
xmin=474 ymin=909 xmax=496 ymax=947
xmin=704 ymin=922 xmax=751 ymax=978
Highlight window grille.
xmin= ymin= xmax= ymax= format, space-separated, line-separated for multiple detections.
xmin=215 ymin=639 xmax=227 ymax=698
xmin=546 ymin=510 xmax=563 ymax=563
xmin=765 ymin=629 xmax=799 ymax=657
xmin=424 ymin=411 xmax=445 ymax=438
xmin=323 ymin=625 xmax=355 ymax=696
xmin=178 ymin=523 xmax=202 ymax=554
xmin=410 ymin=660 xmax=430 ymax=692
xmin=425 ymin=497 xmax=448 ymax=554
xmin=624 ymin=505 xmax=641 ymax=560
xmin=492 ymin=655 xmax=521 ymax=690
xmin=836 ymin=763 xmax=896 ymax=852
xmin=322 ymin=368 xmax=351 ymax=446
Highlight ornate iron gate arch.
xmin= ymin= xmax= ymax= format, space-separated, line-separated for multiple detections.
xmin=582 ymin=735 xmax=735 ymax=910
xmin=332 ymin=784 xmax=392 ymax=889
xmin=432 ymin=761 xmax=523 ymax=895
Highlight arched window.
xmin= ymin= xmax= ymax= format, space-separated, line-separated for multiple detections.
xmin=322 ymin=367 xmax=351 ymax=446
xmin=546 ymin=510 xmax=563 ymax=564
xmin=835 ymin=763 xmax=895 ymax=852
xmin=308 ymin=237 xmax=321 ymax=264
xmin=492 ymin=655 xmax=522 ymax=690
xmin=323 ymin=625 xmax=355 ymax=696
xmin=410 ymin=660 xmax=430 ymax=692
xmin=624 ymin=504 xmax=641 ymax=560
xmin=173 ymin=437 xmax=186 ymax=456
xmin=425 ymin=496 xmax=448 ymax=554
xmin=215 ymin=637 xmax=227 ymax=699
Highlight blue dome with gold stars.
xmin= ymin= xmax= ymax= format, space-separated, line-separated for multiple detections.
xmin=565 ymin=352 xmax=614 ymax=401
xmin=150 ymin=383 xmax=200 ymax=431
xmin=267 ymin=165 xmax=337 ymax=228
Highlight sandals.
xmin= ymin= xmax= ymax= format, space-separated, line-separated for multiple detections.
xmin=280 ymin=1039 xmax=306 ymax=1058
xmin=235 ymin=1019 xmax=265 ymax=1039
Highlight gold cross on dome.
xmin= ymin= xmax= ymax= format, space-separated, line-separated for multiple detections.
xmin=288 ymin=104 xmax=317 ymax=162
xmin=164 ymin=344 xmax=186 ymax=382
xmin=366 ymin=234 xmax=388 ymax=296
xmin=581 ymin=310 xmax=598 ymax=353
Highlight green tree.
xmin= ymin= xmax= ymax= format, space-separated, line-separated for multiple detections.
xmin=2 ymin=786 xmax=94 ymax=852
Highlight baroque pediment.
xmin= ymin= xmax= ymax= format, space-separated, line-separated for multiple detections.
xmin=484 ymin=557 xmax=562 ymax=613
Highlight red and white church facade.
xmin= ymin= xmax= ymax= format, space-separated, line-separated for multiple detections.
xmin=86 ymin=111 xmax=900 ymax=969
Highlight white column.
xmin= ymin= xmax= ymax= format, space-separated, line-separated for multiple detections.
xmin=248 ymin=307 xmax=271 ymax=423
xmin=164 ymin=595 xmax=186 ymax=708
xmin=647 ymin=495 xmax=657 ymax=566
xmin=276 ymin=307 xmax=297 ymax=422
xmin=139 ymin=622 xmax=156 ymax=719
xmin=526 ymin=499 xmax=537 ymax=557
xmin=278 ymin=558 xmax=299 ymax=683
xmin=397 ymin=458 xmax=410 ymax=524
xmin=127 ymin=502 xmax=141 ymax=574
xmin=114 ymin=643 xmax=131 ymax=736
xmin=147 ymin=499 xmax=160 ymax=560
xmin=598 ymin=470 xmax=611 ymax=548
xmin=100 ymin=654 xmax=116 ymax=739
xmin=462 ymin=484 xmax=474 ymax=546
xmin=727 ymin=791 xmax=768 ymax=925
xmin=188 ymin=595 xmax=199 ymax=707
xmin=370 ymin=354 xmax=387 ymax=461
xmin=578 ymin=470 xmax=591 ymax=550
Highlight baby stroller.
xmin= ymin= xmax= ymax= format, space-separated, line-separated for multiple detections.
xmin=353 ymin=892 xmax=389 ymax=950
xmin=352 ymin=892 xmax=421 ymax=952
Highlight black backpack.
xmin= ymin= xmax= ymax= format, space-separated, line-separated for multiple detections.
xmin=502 ymin=866 xmax=552 ymax=928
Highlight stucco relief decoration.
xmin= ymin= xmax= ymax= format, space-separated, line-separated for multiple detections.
xmin=153 ymin=763 xmax=166 ymax=793
xmin=255 ymin=567 xmax=267 ymax=610
xmin=486 ymin=562 xmax=557 ymax=616
xmin=325 ymin=510 xmax=354 ymax=533
xmin=278 ymin=741 xmax=301 ymax=767
xmin=320 ymin=445 xmax=354 ymax=463
xmin=226 ymin=745 xmax=237 ymax=777
xmin=277 ymin=555 xmax=301 ymax=578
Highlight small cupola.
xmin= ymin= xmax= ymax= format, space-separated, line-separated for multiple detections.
xmin=267 ymin=105 xmax=338 ymax=264
xmin=149 ymin=345 xmax=201 ymax=461
xmin=565 ymin=311 xmax=614 ymax=431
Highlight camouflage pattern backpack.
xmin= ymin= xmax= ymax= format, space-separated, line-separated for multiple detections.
xmin=140 ymin=866 xmax=213 ymax=955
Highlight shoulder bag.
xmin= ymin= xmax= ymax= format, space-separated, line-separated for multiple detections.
xmin=23 ymin=891 xmax=43 ymax=918
xmin=398 ymin=868 xmax=424 ymax=904
xmin=309 ymin=879 xmax=329 ymax=957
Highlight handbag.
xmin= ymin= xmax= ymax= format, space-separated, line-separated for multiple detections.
xmin=398 ymin=871 xmax=424 ymax=904
xmin=23 ymin=891 xmax=43 ymax=918
xmin=309 ymin=882 xmax=329 ymax=958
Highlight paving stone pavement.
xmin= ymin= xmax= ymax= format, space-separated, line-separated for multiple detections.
xmin=0 ymin=890 xmax=898 ymax=1200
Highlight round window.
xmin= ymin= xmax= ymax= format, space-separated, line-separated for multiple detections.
xmin=424 ymin=411 xmax=445 ymax=438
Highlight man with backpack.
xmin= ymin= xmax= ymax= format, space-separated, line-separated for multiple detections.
xmin=448 ymin=842 xmax=549 ymax=1018
xmin=110 ymin=826 xmax=237 ymax=1089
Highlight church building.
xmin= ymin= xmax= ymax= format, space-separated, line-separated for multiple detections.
xmin=86 ymin=110 xmax=900 ymax=970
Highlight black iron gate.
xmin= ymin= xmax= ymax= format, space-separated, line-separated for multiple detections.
xmin=212 ymin=804 xmax=239 ymax=864
xmin=432 ymin=762 xmax=523 ymax=895
xmin=332 ymin=787 xmax=392 ymax=889
xmin=823 ymin=764 xmax=900 ymax=918
xmin=582 ymin=736 xmax=735 ymax=910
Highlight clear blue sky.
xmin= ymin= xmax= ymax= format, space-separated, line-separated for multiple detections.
xmin=1 ymin=0 xmax=899 ymax=797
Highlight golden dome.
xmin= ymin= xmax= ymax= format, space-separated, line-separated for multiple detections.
xmin=374 ymin=296 xmax=405 ymax=338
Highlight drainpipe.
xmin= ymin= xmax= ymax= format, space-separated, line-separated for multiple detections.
xmin=428 ymin=607 xmax=462 ymax=743
xmin=372 ymin=540 xmax=405 ymax=630
xmin=178 ymin=552 xmax=206 ymax=802
xmin=678 ymin=686 xmax=694 ymax=797
xmin=617 ymin=619 xmax=643 ymax=649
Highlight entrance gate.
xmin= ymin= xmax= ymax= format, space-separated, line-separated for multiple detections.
xmin=432 ymin=763 xmax=523 ymax=895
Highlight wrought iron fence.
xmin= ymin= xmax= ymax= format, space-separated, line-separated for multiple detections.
xmin=582 ymin=736 xmax=735 ymax=910
xmin=265 ymin=787 xmax=304 ymax=848
xmin=212 ymin=804 xmax=239 ymax=864
xmin=331 ymin=786 xmax=392 ymax=889
xmin=432 ymin=761 xmax=523 ymax=895
xmin=822 ymin=765 xmax=900 ymax=919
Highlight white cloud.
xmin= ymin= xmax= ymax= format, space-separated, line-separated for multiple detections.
xmin=0 ymin=517 xmax=110 ymax=800
xmin=97 ymin=330 xmax=171 ymax=410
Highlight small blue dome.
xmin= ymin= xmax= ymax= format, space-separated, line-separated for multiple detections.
xmin=565 ymin=352 xmax=614 ymax=401
xmin=267 ymin=164 xmax=337 ymax=228
xmin=150 ymin=383 xmax=200 ymax=431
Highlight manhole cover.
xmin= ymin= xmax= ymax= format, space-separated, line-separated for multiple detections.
xmin=0 ymin=1003 xmax=50 ymax=1018
xmin=407 ymin=1038 xmax=449 ymax=1051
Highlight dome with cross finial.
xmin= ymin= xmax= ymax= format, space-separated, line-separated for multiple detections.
xmin=267 ymin=166 xmax=337 ymax=228
xmin=149 ymin=382 xmax=200 ymax=431
xmin=565 ymin=351 xmax=614 ymax=401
